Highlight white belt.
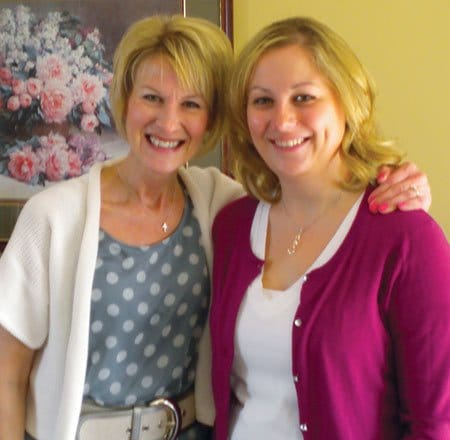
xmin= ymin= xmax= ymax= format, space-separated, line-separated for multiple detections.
xmin=76 ymin=391 xmax=196 ymax=440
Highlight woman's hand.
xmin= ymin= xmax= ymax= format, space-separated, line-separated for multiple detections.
xmin=368 ymin=162 xmax=432 ymax=214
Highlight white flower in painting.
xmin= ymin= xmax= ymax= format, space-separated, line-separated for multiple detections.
xmin=24 ymin=61 xmax=35 ymax=73
xmin=78 ymin=56 xmax=93 ymax=72
xmin=86 ymin=30 xmax=101 ymax=46
xmin=0 ymin=9 xmax=15 ymax=33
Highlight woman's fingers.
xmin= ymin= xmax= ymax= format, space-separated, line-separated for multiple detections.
xmin=368 ymin=162 xmax=432 ymax=213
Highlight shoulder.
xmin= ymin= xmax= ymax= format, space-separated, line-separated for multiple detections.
xmin=22 ymin=172 xmax=90 ymax=217
xmin=178 ymin=165 xmax=245 ymax=214
xmin=215 ymin=195 xmax=258 ymax=222
xmin=24 ymin=159 xmax=108 ymax=210
xmin=17 ymin=163 xmax=102 ymax=229
xmin=213 ymin=196 xmax=258 ymax=236
xmin=356 ymin=189 xmax=448 ymax=257
xmin=363 ymin=191 xmax=444 ymax=238
xmin=179 ymin=165 xmax=241 ymax=190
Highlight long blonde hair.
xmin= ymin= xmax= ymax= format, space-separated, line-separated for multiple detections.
xmin=229 ymin=17 xmax=403 ymax=202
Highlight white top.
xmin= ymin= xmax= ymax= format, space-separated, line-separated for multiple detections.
xmin=230 ymin=196 xmax=363 ymax=439
xmin=0 ymin=160 xmax=244 ymax=439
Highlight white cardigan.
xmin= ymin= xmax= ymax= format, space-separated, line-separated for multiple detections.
xmin=0 ymin=161 xmax=244 ymax=439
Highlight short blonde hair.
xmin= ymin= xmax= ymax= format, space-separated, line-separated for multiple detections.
xmin=229 ymin=17 xmax=403 ymax=202
xmin=110 ymin=15 xmax=233 ymax=157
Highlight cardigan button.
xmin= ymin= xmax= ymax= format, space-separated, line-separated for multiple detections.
xmin=300 ymin=423 xmax=308 ymax=432
xmin=294 ymin=318 xmax=302 ymax=327
xmin=293 ymin=375 xmax=299 ymax=382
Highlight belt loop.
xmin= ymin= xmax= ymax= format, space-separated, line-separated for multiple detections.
xmin=131 ymin=407 xmax=142 ymax=440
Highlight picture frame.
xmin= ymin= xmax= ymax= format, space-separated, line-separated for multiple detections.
xmin=0 ymin=0 xmax=233 ymax=250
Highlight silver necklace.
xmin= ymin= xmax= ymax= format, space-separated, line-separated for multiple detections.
xmin=281 ymin=192 xmax=342 ymax=256
xmin=116 ymin=166 xmax=176 ymax=233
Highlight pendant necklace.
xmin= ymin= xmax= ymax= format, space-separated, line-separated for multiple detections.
xmin=161 ymin=186 xmax=176 ymax=232
xmin=116 ymin=166 xmax=176 ymax=233
xmin=281 ymin=192 xmax=342 ymax=256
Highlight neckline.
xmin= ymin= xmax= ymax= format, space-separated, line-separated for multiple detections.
xmin=250 ymin=190 xmax=366 ymax=282
xmin=99 ymin=194 xmax=190 ymax=250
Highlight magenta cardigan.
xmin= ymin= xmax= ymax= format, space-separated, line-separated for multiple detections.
xmin=210 ymin=189 xmax=450 ymax=439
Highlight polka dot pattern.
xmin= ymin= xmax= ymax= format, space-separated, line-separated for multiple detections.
xmin=122 ymin=257 xmax=134 ymax=270
xmin=123 ymin=287 xmax=134 ymax=301
xmin=84 ymin=197 xmax=209 ymax=415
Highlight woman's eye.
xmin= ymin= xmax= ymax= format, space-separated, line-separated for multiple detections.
xmin=183 ymin=100 xmax=201 ymax=109
xmin=251 ymin=96 xmax=272 ymax=106
xmin=143 ymin=94 xmax=160 ymax=103
xmin=295 ymin=94 xmax=314 ymax=103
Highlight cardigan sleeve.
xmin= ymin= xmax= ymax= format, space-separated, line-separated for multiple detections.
xmin=0 ymin=195 xmax=51 ymax=348
xmin=386 ymin=216 xmax=450 ymax=439
xmin=0 ymin=171 xmax=91 ymax=349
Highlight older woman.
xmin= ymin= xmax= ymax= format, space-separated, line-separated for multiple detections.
xmin=211 ymin=17 xmax=450 ymax=440
xmin=0 ymin=14 xmax=433 ymax=440
xmin=0 ymin=15 xmax=243 ymax=440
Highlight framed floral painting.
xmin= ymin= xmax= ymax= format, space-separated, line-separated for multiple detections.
xmin=0 ymin=0 xmax=233 ymax=250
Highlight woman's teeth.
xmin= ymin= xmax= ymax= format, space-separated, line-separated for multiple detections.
xmin=275 ymin=137 xmax=304 ymax=148
xmin=148 ymin=135 xmax=180 ymax=149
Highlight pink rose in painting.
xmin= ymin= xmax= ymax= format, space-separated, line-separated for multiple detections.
xmin=72 ymin=73 xmax=105 ymax=104
xmin=0 ymin=67 xmax=12 ymax=84
xmin=7 ymin=147 xmax=39 ymax=183
xmin=37 ymin=134 xmax=72 ymax=181
xmin=80 ymin=114 xmax=99 ymax=132
xmin=7 ymin=95 xmax=20 ymax=111
xmin=36 ymin=54 xmax=71 ymax=84
xmin=26 ymin=78 xmax=43 ymax=98
xmin=41 ymin=148 xmax=70 ymax=181
xmin=67 ymin=150 xmax=83 ymax=177
xmin=82 ymin=98 xmax=97 ymax=114
xmin=19 ymin=93 xmax=32 ymax=108
xmin=40 ymin=81 xmax=73 ymax=123
xmin=12 ymin=78 xmax=26 ymax=95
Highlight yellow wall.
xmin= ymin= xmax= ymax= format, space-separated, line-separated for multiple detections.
xmin=233 ymin=0 xmax=450 ymax=237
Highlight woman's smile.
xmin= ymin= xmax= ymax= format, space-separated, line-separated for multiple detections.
xmin=125 ymin=54 xmax=209 ymax=175
xmin=145 ymin=133 xmax=184 ymax=150
xmin=246 ymin=44 xmax=346 ymax=180
xmin=271 ymin=136 xmax=309 ymax=149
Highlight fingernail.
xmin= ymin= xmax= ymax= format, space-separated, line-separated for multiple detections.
xmin=398 ymin=201 xmax=407 ymax=209
xmin=378 ymin=203 xmax=389 ymax=212
xmin=369 ymin=201 xmax=378 ymax=213
xmin=377 ymin=172 xmax=387 ymax=182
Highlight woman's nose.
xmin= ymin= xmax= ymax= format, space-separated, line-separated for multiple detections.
xmin=272 ymin=102 xmax=297 ymax=131
xmin=157 ymin=102 xmax=180 ymax=132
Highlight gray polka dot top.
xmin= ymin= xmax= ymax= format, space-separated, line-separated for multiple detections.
xmin=83 ymin=197 xmax=209 ymax=409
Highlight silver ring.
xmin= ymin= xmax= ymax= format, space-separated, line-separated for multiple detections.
xmin=410 ymin=184 xmax=421 ymax=198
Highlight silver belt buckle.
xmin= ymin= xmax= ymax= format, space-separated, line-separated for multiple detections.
xmin=148 ymin=397 xmax=181 ymax=440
